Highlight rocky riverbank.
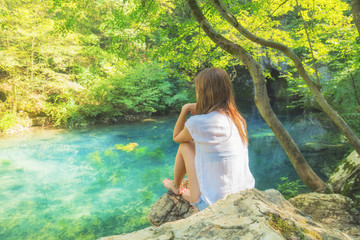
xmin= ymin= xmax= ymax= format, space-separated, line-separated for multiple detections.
xmin=100 ymin=188 xmax=360 ymax=240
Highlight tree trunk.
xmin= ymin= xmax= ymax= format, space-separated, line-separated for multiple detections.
xmin=352 ymin=0 xmax=360 ymax=36
xmin=210 ymin=0 xmax=360 ymax=156
xmin=187 ymin=0 xmax=327 ymax=192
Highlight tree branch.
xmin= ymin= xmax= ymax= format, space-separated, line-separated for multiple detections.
xmin=210 ymin=0 xmax=360 ymax=155
xmin=295 ymin=0 xmax=320 ymax=87
xmin=187 ymin=0 xmax=327 ymax=192
xmin=253 ymin=0 xmax=289 ymax=30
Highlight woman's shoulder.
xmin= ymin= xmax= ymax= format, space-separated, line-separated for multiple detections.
xmin=188 ymin=111 xmax=229 ymax=126
xmin=195 ymin=110 xmax=225 ymax=118
xmin=188 ymin=111 xmax=217 ymax=120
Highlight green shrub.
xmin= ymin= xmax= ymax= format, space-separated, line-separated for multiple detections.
xmin=0 ymin=111 xmax=31 ymax=132
xmin=342 ymin=112 xmax=360 ymax=136
xmin=110 ymin=62 xmax=190 ymax=114
xmin=44 ymin=98 xmax=80 ymax=127
xmin=276 ymin=177 xmax=306 ymax=200
xmin=1 ymin=62 xmax=191 ymax=129
xmin=0 ymin=112 xmax=17 ymax=131
xmin=77 ymin=62 xmax=190 ymax=124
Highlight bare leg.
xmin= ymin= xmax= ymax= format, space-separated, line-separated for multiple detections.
xmin=180 ymin=142 xmax=200 ymax=203
xmin=163 ymin=142 xmax=200 ymax=203
xmin=163 ymin=143 xmax=187 ymax=195
xmin=163 ymin=142 xmax=200 ymax=202
xmin=173 ymin=143 xmax=187 ymax=187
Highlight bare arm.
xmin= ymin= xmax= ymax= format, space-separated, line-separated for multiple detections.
xmin=173 ymin=103 xmax=196 ymax=143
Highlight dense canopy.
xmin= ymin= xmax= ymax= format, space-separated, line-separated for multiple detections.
xmin=0 ymin=0 xmax=358 ymax=134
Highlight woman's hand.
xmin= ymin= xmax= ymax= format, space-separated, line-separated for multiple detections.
xmin=182 ymin=103 xmax=196 ymax=115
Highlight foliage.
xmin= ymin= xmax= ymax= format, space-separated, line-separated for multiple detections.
xmin=71 ymin=62 xmax=190 ymax=127
xmin=183 ymin=0 xmax=359 ymax=131
xmin=0 ymin=0 xmax=359 ymax=238
xmin=0 ymin=0 xmax=192 ymax=131
xmin=323 ymin=64 xmax=360 ymax=135
xmin=276 ymin=177 xmax=306 ymax=199
xmin=0 ymin=0 xmax=358 ymax=133
xmin=0 ymin=111 xmax=17 ymax=131
xmin=0 ymin=111 xmax=31 ymax=133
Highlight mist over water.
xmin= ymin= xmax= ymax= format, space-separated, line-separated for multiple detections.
xmin=0 ymin=111 xmax=345 ymax=239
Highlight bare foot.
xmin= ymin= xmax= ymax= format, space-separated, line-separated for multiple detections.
xmin=163 ymin=179 xmax=180 ymax=195
xmin=181 ymin=187 xmax=192 ymax=202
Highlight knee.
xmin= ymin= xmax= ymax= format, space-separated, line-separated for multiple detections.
xmin=191 ymin=193 xmax=201 ymax=203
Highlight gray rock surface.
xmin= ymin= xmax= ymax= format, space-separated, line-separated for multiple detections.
xmin=99 ymin=189 xmax=359 ymax=240
xmin=147 ymin=190 xmax=196 ymax=226
xmin=289 ymin=192 xmax=360 ymax=237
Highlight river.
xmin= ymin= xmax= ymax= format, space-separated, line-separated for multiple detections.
xmin=0 ymin=109 xmax=348 ymax=239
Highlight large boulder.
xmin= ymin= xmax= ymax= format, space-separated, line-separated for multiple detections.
xmin=289 ymin=192 xmax=360 ymax=236
xmin=99 ymin=189 xmax=359 ymax=240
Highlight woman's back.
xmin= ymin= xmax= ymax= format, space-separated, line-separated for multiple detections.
xmin=185 ymin=111 xmax=255 ymax=205
xmin=164 ymin=68 xmax=255 ymax=211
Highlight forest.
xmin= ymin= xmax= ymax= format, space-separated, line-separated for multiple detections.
xmin=0 ymin=0 xmax=360 ymax=239
xmin=0 ymin=0 xmax=359 ymax=133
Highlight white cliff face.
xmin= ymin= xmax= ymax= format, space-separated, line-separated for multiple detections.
xmin=99 ymin=189 xmax=360 ymax=240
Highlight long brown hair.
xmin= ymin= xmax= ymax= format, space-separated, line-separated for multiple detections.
xmin=194 ymin=68 xmax=248 ymax=146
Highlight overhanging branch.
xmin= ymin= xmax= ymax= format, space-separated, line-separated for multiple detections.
xmin=210 ymin=0 xmax=360 ymax=155
xmin=187 ymin=0 xmax=327 ymax=191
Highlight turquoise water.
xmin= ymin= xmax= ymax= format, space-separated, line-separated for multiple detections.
xmin=0 ymin=113 xmax=346 ymax=239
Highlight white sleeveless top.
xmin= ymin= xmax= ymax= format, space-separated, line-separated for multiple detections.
xmin=185 ymin=111 xmax=255 ymax=205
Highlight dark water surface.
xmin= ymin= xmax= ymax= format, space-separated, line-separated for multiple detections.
xmin=0 ymin=111 xmax=346 ymax=239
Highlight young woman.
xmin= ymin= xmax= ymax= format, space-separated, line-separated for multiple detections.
xmin=163 ymin=68 xmax=255 ymax=211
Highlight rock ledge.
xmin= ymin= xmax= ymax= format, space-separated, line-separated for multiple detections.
xmin=100 ymin=189 xmax=360 ymax=240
